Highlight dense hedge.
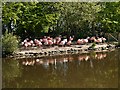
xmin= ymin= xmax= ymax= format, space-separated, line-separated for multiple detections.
xmin=2 ymin=31 xmax=19 ymax=56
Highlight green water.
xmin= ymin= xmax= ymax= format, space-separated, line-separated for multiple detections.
xmin=2 ymin=49 xmax=119 ymax=88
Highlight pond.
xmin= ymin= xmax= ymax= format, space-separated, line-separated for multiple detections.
xmin=2 ymin=48 xmax=119 ymax=88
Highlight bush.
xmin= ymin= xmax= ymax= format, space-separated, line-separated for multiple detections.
xmin=88 ymin=43 xmax=96 ymax=50
xmin=2 ymin=31 xmax=19 ymax=56
xmin=91 ymin=43 xmax=96 ymax=48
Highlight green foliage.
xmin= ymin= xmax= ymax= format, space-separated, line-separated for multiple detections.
xmin=55 ymin=2 xmax=101 ymax=38
xmin=91 ymin=43 xmax=96 ymax=48
xmin=92 ymin=43 xmax=96 ymax=47
xmin=2 ymin=30 xmax=19 ymax=56
xmin=99 ymin=2 xmax=120 ymax=33
xmin=2 ymin=2 xmax=62 ymax=39
xmin=2 ymin=2 xmax=120 ymax=40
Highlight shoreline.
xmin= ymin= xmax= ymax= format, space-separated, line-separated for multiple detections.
xmin=11 ymin=43 xmax=116 ymax=59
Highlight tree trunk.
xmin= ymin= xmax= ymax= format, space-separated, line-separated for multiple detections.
xmin=118 ymin=33 xmax=120 ymax=44
xmin=8 ymin=20 xmax=12 ymax=33
xmin=92 ymin=22 xmax=95 ymax=36
xmin=108 ymin=33 xmax=110 ymax=43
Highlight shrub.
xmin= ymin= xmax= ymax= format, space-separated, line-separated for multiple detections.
xmin=91 ymin=43 xmax=96 ymax=48
xmin=2 ymin=30 xmax=19 ymax=56
xmin=88 ymin=43 xmax=96 ymax=50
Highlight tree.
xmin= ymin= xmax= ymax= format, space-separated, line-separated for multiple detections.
xmin=3 ymin=2 xmax=120 ymax=41
xmin=98 ymin=2 xmax=120 ymax=35
xmin=2 ymin=2 xmax=62 ymax=39
xmin=55 ymin=2 xmax=101 ymax=39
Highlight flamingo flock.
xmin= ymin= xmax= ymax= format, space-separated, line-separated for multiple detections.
xmin=21 ymin=35 xmax=74 ymax=48
xmin=77 ymin=36 xmax=106 ymax=45
xmin=21 ymin=36 xmax=106 ymax=48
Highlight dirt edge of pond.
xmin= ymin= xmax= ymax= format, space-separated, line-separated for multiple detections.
xmin=11 ymin=43 xmax=116 ymax=59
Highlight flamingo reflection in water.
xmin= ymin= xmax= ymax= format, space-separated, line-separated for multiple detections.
xmin=36 ymin=58 xmax=50 ymax=69
xmin=22 ymin=60 xmax=35 ymax=66
xmin=90 ymin=53 xmax=106 ymax=68
xmin=78 ymin=53 xmax=107 ymax=62
xmin=36 ymin=59 xmax=44 ymax=65
xmin=95 ymin=53 xmax=107 ymax=60
xmin=21 ymin=53 xmax=107 ymax=70
xmin=78 ymin=55 xmax=90 ymax=61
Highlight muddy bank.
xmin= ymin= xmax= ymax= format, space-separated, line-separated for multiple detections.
xmin=13 ymin=43 xmax=116 ymax=59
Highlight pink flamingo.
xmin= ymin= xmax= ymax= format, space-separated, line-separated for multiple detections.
xmin=77 ymin=39 xmax=83 ymax=45
xmin=59 ymin=39 xmax=67 ymax=46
